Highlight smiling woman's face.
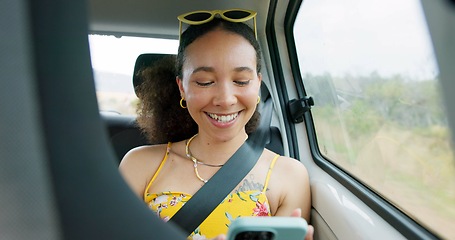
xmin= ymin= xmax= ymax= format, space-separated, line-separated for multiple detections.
xmin=177 ymin=28 xmax=262 ymax=142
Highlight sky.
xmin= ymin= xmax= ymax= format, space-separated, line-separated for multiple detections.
xmin=88 ymin=35 xmax=179 ymax=75
xmin=88 ymin=0 xmax=439 ymax=81
xmin=293 ymin=0 xmax=439 ymax=80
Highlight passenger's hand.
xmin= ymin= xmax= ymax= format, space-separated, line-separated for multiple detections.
xmin=210 ymin=234 xmax=226 ymax=240
xmin=290 ymin=208 xmax=314 ymax=240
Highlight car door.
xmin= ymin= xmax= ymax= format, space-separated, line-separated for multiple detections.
xmin=271 ymin=0 xmax=454 ymax=239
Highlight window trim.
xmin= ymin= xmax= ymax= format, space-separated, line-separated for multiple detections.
xmin=284 ymin=0 xmax=441 ymax=239
xmin=266 ymin=0 xmax=299 ymax=159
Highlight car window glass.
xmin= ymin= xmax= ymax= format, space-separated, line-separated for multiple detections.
xmin=89 ymin=34 xmax=178 ymax=115
xmin=293 ymin=0 xmax=454 ymax=238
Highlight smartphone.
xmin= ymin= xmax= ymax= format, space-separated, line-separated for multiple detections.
xmin=226 ymin=217 xmax=308 ymax=240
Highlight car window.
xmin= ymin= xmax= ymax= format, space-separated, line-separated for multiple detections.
xmin=294 ymin=0 xmax=454 ymax=238
xmin=89 ymin=34 xmax=178 ymax=115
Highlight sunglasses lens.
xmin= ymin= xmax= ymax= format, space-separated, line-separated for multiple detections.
xmin=223 ymin=10 xmax=251 ymax=19
xmin=184 ymin=12 xmax=212 ymax=21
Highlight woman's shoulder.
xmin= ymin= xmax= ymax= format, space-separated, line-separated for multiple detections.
xmin=125 ymin=143 xmax=169 ymax=158
xmin=265 ymin=150 xmax=311 ymax=218
xmin=118 ymin=143 xmax=172 ymax=196
xmin=264 ymin=149 xmax=308 ymax=172
xmin=264 ymin=149 xmax=309 ymax=183
xmin=278 ymin=156 xmax=309 ymax=181
xmin=121 ymin=143 xmax=169 ymax=165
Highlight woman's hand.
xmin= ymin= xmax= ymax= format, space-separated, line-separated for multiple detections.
xmin=291 ymin=208 xmax=314 ymax=240
xmin=209 ymin=234 xmax=226 ymax=240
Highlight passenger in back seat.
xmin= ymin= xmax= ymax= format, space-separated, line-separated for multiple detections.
xmin=119 ymin=10 xmax=313 ymax=240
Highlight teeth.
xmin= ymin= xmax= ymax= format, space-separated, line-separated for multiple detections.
xmin=208 ymin=113 xmax=238 ymax=123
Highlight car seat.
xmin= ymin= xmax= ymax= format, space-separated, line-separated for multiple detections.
xmin=3 ymin=1 xmax=187 ymax=239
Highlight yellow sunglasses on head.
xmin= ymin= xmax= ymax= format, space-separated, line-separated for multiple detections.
xmin=177 ymin=9 xmax=257 ymax=41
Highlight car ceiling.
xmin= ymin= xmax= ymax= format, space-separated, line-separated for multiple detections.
xmin=88 ymin=0 xmax=271 ymax=39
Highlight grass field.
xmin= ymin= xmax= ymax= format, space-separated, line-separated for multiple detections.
xmin=96 ymin=92 xmax=139 ymax=116
xmin=313 ymin=110 xmax=455 ymax=239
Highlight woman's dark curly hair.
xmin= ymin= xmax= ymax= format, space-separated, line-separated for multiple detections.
xmin=136 ymin=55 xmax=197 ymax=144
xmin=136 ymin=18 xmax=261 ymax=144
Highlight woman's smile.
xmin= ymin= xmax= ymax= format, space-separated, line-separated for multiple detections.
xmin=206 ymin=112 xmax=240 ymax=123
xmin=205 ymin=111 xmax=242 ymax=127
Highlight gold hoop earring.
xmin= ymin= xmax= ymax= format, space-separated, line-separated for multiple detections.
xmin=180 ymin=98 xmax=187 ymax=109
xmin=257 ymin=96 xmax=261 ymax=104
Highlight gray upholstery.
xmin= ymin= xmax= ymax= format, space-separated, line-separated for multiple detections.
xmin=2 ymin=0 xmax=186 ymax=239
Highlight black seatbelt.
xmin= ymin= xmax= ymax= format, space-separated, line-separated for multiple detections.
xmin=169 ymin=94 xmax=273 ymax=235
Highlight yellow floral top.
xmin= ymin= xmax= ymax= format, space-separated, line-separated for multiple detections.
xmin=144 ymin=142 xmax=279 ymax=240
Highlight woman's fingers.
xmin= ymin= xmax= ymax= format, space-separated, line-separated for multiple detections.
xmin=290 ymin=208 xmax=314 ymax=240
xmin=211 ymin=234 xmax=226 ymax=240
xmin=291 ymin=208 xmax=302 ymax=217
xmin=305 ymin=225 xmax=314 ymax=240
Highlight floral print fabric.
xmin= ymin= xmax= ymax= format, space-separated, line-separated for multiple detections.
xmin=143 ymin=143 xmax=279 ymax=240
xmin=145 ymin=189 xmax=271 ymax=239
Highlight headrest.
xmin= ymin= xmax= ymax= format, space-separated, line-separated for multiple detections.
xmin=133 ymin=53 xmax=176 ymax=96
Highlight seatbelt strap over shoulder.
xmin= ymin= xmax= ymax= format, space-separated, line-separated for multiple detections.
xmin=169 ymin=97 xmax=273 ymax=236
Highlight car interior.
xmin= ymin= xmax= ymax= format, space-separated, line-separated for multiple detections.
xmin=1 ymin=0 xmax=454 ymax=239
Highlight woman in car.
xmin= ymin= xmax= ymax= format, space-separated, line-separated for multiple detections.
xmin=120 ymin=9 xmax=313 ymax=240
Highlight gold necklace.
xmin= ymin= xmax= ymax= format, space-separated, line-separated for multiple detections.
xmin=185 ymin=134 xmax=224 ymax=183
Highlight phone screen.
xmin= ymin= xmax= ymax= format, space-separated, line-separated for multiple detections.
xmin=233 ymin=231 xmax=275 ymax=240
